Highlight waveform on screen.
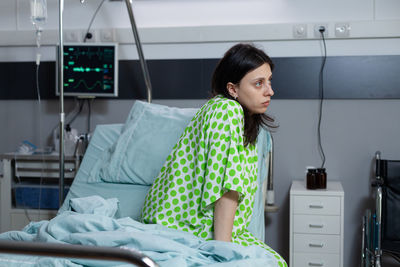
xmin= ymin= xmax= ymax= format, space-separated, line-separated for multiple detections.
xmin=71 ymin=80 xmax=107 ymax=91
xmin=72 ymin=67 xmax=104 ymax=73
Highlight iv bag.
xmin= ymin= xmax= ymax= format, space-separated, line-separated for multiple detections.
xmin=30 ymin=0 xmax=47 ymax=29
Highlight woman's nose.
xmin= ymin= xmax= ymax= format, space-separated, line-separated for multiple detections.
xmin=264 ymin=85 xmax=274 ymax=97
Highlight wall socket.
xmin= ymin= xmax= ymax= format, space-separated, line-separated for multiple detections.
xmin=314 ymin=23 xmax=329 ymax=38
xmin=100 ymin=29 xmax=115 ymax=42
xmin=64 ymin=30 xmax=80 ymax=42
xmin=293 ymin=24 xmax=307 ymax=38
xmin=335 ymin=23 xmax=350 ymax=38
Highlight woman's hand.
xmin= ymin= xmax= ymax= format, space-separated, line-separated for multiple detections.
xmin=213 ymin=190 xmax=239 ymax=242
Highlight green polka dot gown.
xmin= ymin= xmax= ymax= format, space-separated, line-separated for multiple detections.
xmin=141 ymin=95 xmax=287 ymax=266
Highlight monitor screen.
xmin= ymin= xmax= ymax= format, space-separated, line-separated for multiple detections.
xmin=56 ymin=43 xmax=118 ymax=97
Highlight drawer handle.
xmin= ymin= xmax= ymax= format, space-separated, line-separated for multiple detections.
xmin=309 ymin=224 xmax=324 ymax=228
xmin=308 ymin=262 xmax=324 ymax=266
xmin=309 ymin=204 xmax=324 ymax=209
xmin=309 ymin=243 xmax=324 ymax=248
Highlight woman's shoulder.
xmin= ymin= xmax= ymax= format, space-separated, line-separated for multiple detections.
xmin=205 ymin=95 xmax=243 ymax=117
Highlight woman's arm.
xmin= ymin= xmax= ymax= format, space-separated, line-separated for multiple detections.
xmin=213 ymin=190 xmax=239 ymax=242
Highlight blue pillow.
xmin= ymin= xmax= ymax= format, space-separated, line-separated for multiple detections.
xmin=94 ymin=101 xmax=198 ymax=185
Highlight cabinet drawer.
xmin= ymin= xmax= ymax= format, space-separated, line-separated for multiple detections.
xmin=293 ymin=215 xmax=341 ymax=234
xmin=15 ymin=160 xmax=76 ymax=178
xmin=293 ymin=234 xmax=340 ymax=254
xmin=293 ymin=196 xmax=341 ymax=215
xmin=293 ymin=252 xmax=340 ymax=267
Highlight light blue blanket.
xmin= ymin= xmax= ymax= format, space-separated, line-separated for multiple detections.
xmin=0 ymin=196 xmax=278 ymax=267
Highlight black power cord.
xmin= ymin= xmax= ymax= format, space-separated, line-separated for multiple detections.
xmin=67 ymin=99 xmax=85 ymax=126
xmin=87 ymin=98 xmax=92 ymax=134
xmin=83 ymin=0 xmax=107 ymax=42
xmin=318 ymin=26 xmax=327 ymax=168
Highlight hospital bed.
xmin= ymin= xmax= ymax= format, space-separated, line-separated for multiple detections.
xmin=0 ymin=100 xmax=280 ymax=266
xmin=361 ymin=152 xmax=400 ymax=267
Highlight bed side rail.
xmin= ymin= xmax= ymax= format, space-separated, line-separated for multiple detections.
xmin=0 ymin=240 xmax=158 ymax=267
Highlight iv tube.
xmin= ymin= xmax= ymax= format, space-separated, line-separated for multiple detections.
xmin=30 ymin=0 xmax=47 ymax=64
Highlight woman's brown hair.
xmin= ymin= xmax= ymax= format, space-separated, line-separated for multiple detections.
xmin=211 ymin=43 xmax=277 ymax=146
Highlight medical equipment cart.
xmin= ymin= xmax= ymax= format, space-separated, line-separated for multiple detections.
xmin=0 ymin=153 xmax=78 ymax=232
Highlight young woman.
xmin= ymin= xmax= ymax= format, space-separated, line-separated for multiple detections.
xmin=141 ymin=43 xmax=286 ymax=266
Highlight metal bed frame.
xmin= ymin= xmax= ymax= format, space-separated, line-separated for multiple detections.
xmin=0 ymin=240 xmax=158 ymax=267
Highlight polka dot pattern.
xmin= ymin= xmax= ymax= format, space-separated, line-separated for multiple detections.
xmin=234 ymin=229 xmax=287 ymax=266
xmin=141 ymin=95 xmax=258 ymax=241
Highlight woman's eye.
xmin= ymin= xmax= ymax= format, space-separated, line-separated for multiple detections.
xmin=255 ymin=81 xmax=262 ymax=87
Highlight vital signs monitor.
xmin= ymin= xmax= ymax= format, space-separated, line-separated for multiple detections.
xmin=56 ymin=43 xmax=118 ymax=98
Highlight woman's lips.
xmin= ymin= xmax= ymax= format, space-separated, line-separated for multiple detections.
xmin=262 ymin=101 xmax=270 ymax=107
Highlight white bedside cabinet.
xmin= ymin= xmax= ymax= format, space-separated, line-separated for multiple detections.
xmin=290 ymin=180 xmax=344 ymax=267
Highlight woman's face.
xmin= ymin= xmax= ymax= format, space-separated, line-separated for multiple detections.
xmin=228 ymin=63 xmax=274 ymax=114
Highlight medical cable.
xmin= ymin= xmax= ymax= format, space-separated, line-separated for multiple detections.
xmin=66 ymin=99 xmax=84 ymax=126
xmin=87 ymin=99 xmax=92 ymax=134
xmin=50 ymin=99 xmax=82 ymax=145
xmin=23 ymin=0 xmax=48 ymax=221
xmin=35 ymin=44 xmax=45 ymax=221
xmin=83 ymin=0 xmax=107 ymax=43
xmin=318 ymin=29 xmax=327 ymax=168
xmin=13 ymin=157 xmax=33 ymax=222
xmin=14 ymin=42 xmax=46 ymax=222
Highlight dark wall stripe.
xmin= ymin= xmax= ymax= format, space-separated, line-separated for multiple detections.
xmin=0 ymin=62 xmax=56 ymax=99
xmin=1 ymin=55 xmax=400 ymax=100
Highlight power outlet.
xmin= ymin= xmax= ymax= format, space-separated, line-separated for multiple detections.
xmin=64 ymin=30 xmax=80 ymax=42
xmin=293 ymin=24 xmax=307 ymax=39
xmin=335 ymin=23 xmax=350 ymax=38
xmin=314 ymin=23 xmax=329 ymax=38
xmin=100 ymin=29 xmax=115 ymax=42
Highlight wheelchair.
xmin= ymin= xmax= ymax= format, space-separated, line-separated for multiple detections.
xmin=361 ymin=152 xmax=400 ymax=266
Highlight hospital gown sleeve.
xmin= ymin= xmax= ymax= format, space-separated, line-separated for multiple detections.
xmin=200 ymin=100 xmax=248 ymax=211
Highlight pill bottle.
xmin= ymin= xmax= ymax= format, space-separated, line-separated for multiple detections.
xmin=306 ymin=168 xmax=317 ymax=189
xmin=317 ymin=168 xmax=327 ymax=189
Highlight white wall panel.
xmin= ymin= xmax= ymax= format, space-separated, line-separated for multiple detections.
xmin=0 ymin=0 xmax=16 ymax=30
xmin=375 ymin=0 xmax=400 ymax=20
xmin=14 ymin=0 xmax=376 ymax=30
xmin=63 ymin=0 xmax=375 ymax=28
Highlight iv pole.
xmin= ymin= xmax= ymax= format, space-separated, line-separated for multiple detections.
xmin=58 ymin=0 xmax=65 ymax=207
xmin=58 ymin=0 xmax=153 ymax=206
xmin=124 ymin=0 xmax=153 ymax=104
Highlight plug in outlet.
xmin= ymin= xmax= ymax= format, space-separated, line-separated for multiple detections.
xmin=83 ymin=30 xmax=96 ymax=42
xmin=335 ymin=23 xmax=350 ymax=38
xmin=314 ymin=23 xmax=328 ymax=38
xmin=293 ymin=24 xmax=307 ymax=39
xmin=100 ymin=29 xmax=115 ymax=42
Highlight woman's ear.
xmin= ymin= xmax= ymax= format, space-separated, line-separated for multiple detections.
xmin=226 ymin=82 xmax=238 ymax=99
